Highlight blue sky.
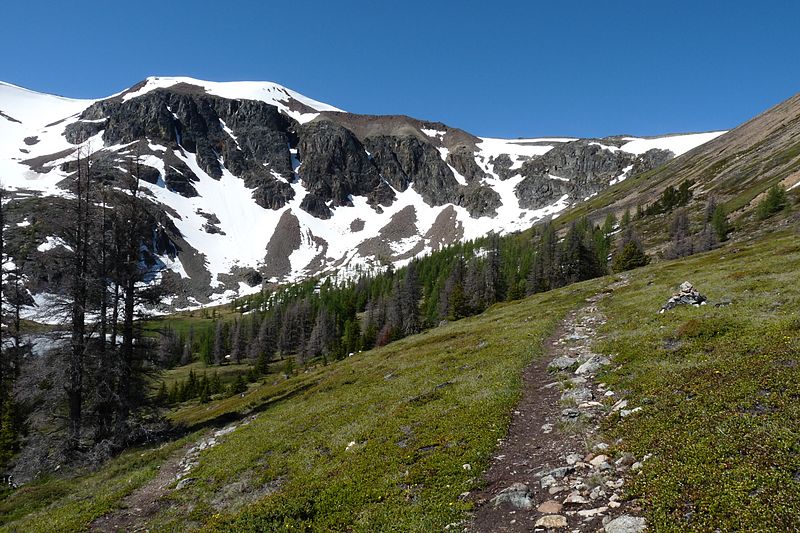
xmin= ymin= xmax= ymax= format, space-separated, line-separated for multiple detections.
xmin=2 ymin=1 xmax=798 ymax=138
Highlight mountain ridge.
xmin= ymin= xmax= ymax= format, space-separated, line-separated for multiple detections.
xmin=0 ymin=77 xmax=725 ymax=314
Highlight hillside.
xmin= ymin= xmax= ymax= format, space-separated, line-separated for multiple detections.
xmin=2 ymin=80 xmax=800 ymax=532
xmin=2 ymin=226 xmax=799 ymax=531
xmin=0 ymin=77 xmax=723 ymax=312
xmin=558 ymin=91 xmax=800 ymax=232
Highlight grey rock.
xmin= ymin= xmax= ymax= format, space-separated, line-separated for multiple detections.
xmin=175 ymin=477 xmax=195 ymax=490
xmin=489 ymin=153 xmax=514 ymax=180
xmin=604 ymin=514 xmax=646 ymax=533
xmin=445 ymin=144 xmax=487 ymax=182
xmin=491 ymin=482 xmax=533 ymax=510
xmin=565 ymin=453 xmax=583 ymax=465
xmin=575 ymin=355 xmax=611 ymax=375
xmin=549 ymin=355 xmax=578 ymax=371
xmin=620 ymin=407 xmax=643 ymax=418
xmin=563 ymin=491 xmax=590 ymax=505
xmin=660 ymin=281 xmax=707 ymax=312
xmin=540 ymin=475 xmax=557 ymax=489
xmin=561 ymin=387 xmax=593 ymax=404
xmin=546 ymin=465 xmax=575 ymax=479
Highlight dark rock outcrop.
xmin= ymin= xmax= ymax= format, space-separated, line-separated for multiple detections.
xmin=446 ymin=145 xmax=487 ymax=182
xmin=458 ymin=183 xmax=502 ymax=218
xmin=515 ymin=141 xmax=675 ymax=209
xmin=364 ymin=135 xmax=460 ymax=205
xmin=296 ymin=120 xmax=382 ymax=210
xmin=489 ymin=153 xmax=515 ymax=180
xmin=67 ymin=88 xmax=295 ymax=209
xmin=631 ymin=148 xmax=674 ymax=176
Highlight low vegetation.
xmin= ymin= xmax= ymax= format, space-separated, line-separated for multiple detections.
xmin=4 ymin=225 xmax=800 ymax=531
xmin=595 ymin=231 xmax=800 ymax=531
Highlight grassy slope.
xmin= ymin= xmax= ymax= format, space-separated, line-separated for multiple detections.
xmin=3 ymin=228 xmax=800 ymax=531
xmin=594 ymin=230 xmax=800 ymax=531
xmin=2 ymin=276 xmax=597 ymax=532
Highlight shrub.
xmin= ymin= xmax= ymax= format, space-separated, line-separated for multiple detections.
xmin=756 ymin=185 xmax=788 ymax=220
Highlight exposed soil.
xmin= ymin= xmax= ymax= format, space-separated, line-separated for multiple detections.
xmin=469 ymin=280 xmax=646 ymax=532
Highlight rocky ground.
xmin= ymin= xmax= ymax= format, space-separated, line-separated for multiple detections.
xmin=469 ymin=282 xmax=648 ymax=532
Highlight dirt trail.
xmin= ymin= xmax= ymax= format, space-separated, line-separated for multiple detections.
xmin=469 ymin=280 xmax=647 ymax=532
xmin=90 ymin=417 xmax=253 ymax=532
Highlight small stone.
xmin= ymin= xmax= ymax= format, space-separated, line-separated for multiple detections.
xmin=561 ymin=387 xmax=592 ymax=403
xmin=577 ymin=506 xmax=607 ymax=518
xmin=620 ymin=407 xmax=643 ymax=418
xmin=610 ymin=399 xmax=628 ymax=412
xmin=590 ymin=455 xmax=609 ymax=467
xmin=604 ymin=514 xmax=646 ymax=533
xmin=631 ymin=461 xmax=643 ymax=471
xmin=548 ymin=484 xmax=569 ymax=495
xmin=575 ymin=355 xmax=611 ymax=375
xmin=541 ymin=423 xmax=554 ymax=433
xmin=563 ymin=491 xmax=590 ymax=505
xmin=615 ymin=454 xmax=635 ymax=467
xmin=175 ymin=477 xmax=195 ymax=490
xmin=593 ymin=442 xmax=609 ymax=452
xmin=534 ymin=515 xmax=568 ymax=529
xmin=609 ymin=500 xmax=621 ymax=508
xmin=541 ymin=475 xmax=557 ymax=489
xmin=462 ymin=463 xmax=471 ymax=471
xmin=589 ymin=486 xmax=606 ymax=500
xmin=537 ymin=500 xmax=564 ymax=514
xmin=605 ymin=390 xmax=615 ymax=397
xmin=565 ymin=453 xmax=583 ymax=465
xmin=561 ymin=408 xmax=581 ymax=420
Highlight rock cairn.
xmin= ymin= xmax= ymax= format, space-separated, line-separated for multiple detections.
xmin=659 ymin=281 xmax=706 ymax=313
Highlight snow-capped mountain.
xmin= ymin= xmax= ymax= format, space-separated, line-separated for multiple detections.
xmin=0 ymin=76 xmax=725 ymax=309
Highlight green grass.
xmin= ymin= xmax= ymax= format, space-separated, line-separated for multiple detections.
xmin=161 ymin=361 xmax=253 ymax=389
xmin=154 ymin=286 xmax=596 ymax=532
xmin=593 ymin=230 xmax=800 ymax=531
xmin=5 ymin=229 xmax=800 ymax=531
xmin=0 ymin=435 xmax=197 ymax=532
xmin=2 ymin=276 xmax=598 ymax=532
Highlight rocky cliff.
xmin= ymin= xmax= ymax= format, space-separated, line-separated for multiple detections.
xmin=0 ymin=77 xmax=725 ymax=312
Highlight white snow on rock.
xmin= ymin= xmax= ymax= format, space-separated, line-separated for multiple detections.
xmin=0 ymin=77 xmax=729 ymax=309
xmin=620 ymin=131 xmax=725 ymax=156
xmin=121 ymin=76 xmax=342 ymax=124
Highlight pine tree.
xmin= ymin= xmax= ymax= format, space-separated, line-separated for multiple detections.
xmin=611 ymin=227 xmax=650 ymax=272
xmin=305 ymin=308 xmax=335 ymax=361
xmin=213 ymin=320 xmax=224 ymax=365
xmin=711 ymin=204 xmax=730 ymax=242
xmin=664 ymin=209 xmax=693 ymax=259
xmin=756 ymin=185 xmax=787 ymax=220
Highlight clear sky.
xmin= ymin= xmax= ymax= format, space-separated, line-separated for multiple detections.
xmin=2 ymin=1 xmax=798 ymax=138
